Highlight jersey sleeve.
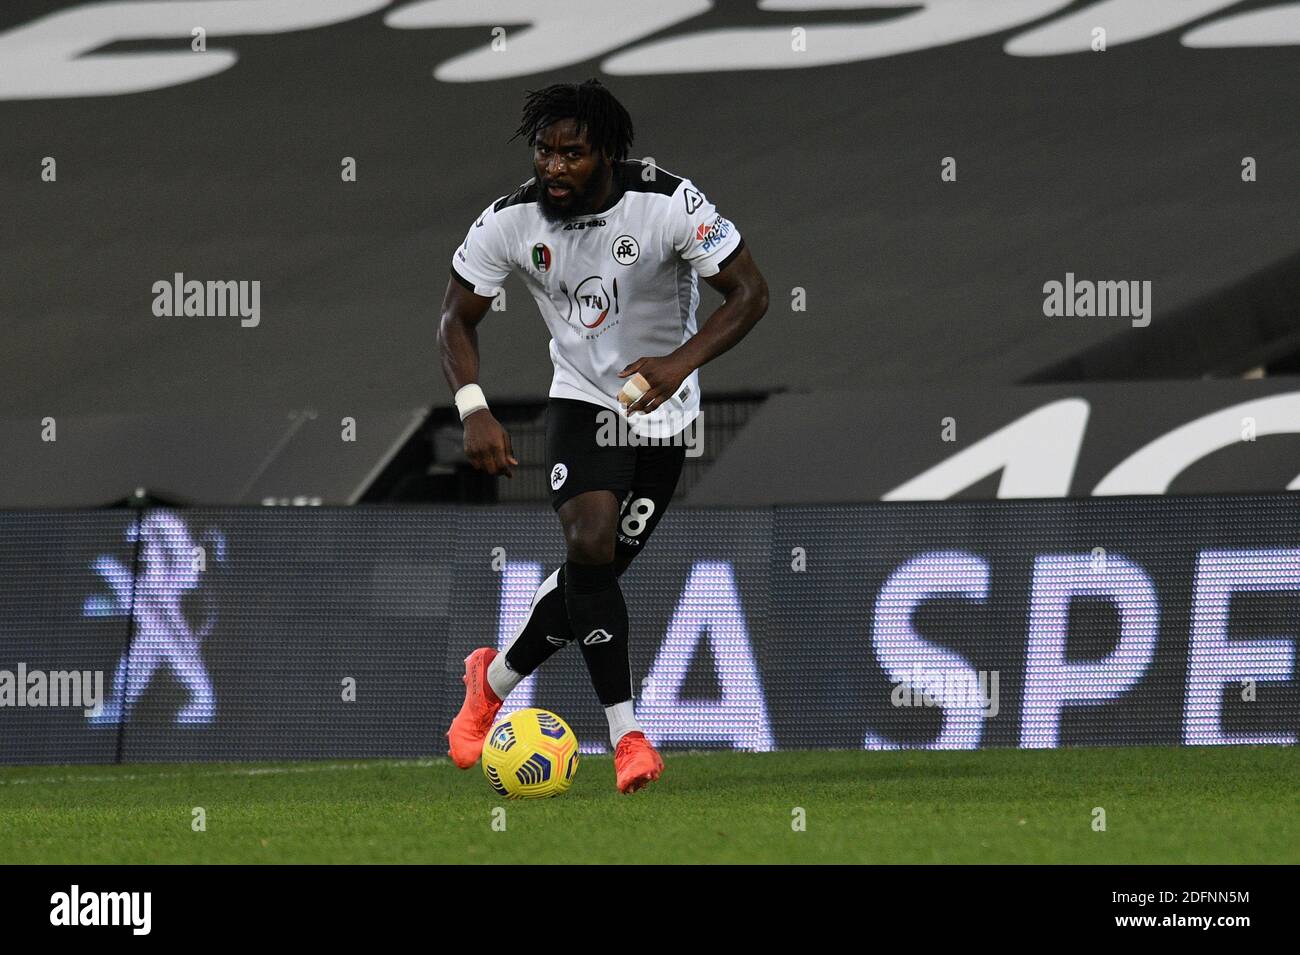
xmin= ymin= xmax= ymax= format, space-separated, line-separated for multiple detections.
xmin=670 ymin=177 xmax=744 ymax=277
xmin=450 ymin=197 xmax=514 ymax=297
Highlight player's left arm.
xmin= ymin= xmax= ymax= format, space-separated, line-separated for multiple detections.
xmin=619 ymin=244 xmax=769 ymax=414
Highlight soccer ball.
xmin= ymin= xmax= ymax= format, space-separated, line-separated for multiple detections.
xmin=482 ymin=707 xmax=580 ymax=798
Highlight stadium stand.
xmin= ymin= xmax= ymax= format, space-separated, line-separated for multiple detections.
xmin=3 ymin=2 xmax=1298 ymax=505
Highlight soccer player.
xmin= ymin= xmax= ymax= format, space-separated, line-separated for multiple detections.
xmin=438 ymin=79 xmax=768 ymax=793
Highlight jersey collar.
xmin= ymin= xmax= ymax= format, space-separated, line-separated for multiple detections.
xmin=584 ymin=161 xmax=626 ymax=217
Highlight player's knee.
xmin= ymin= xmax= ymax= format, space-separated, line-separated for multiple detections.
xmin=562 ymin=513 xmax=614 ymax=564
xmin=565 ymin=532 xmax=614 ymax=565
xmin=559 ymin=493 xmax=618 ymax=564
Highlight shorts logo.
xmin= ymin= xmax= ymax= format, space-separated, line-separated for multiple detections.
xmin=612 ymin=235 xmax=639 ymax=265
xmin=550 ymin=463 xmax=568 ymax=490
xmin=583 ymin=628 xmax=613 ymax=645
xmin=545 ymin=635 xmax=569 ymax=647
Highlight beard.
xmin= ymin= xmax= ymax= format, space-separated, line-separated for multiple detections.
xmin=537 ymin=155 xmax=610 ymax=223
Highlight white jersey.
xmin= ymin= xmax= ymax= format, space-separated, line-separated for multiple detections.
xmin=451 ymin=160 xmax=744 ymax=438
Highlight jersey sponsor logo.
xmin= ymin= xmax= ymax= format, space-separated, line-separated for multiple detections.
xmin=550 ymin=463 xmax=568 ymax=490
xmin=574 ymin=275 xmax=619 ymax=329
xmin=583 ymin=628 xmax=614 ymax=645
xmin=562 ymin=218 xmax=607 ymax=231
xmin=695 ymin=214 xmax=733 ymax=253
xmin=531 ymin=242 xmax=553 ymax=272
xmin=612 ymin=234 xmax=639 ymax=265
xmin=682 ymin=188 xmax=704 ymax=215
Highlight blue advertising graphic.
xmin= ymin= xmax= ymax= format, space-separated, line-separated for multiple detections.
xmin=82 ymin=511 xmax=225 ymax=726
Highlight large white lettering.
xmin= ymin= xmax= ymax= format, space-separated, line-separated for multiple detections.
xmin=1185 ymin=549 xmax=1298 ymax=746
xmin=638 ymin=560 xmax=774 ymax=751
xmin=884 ymin=399 xmax=1089 ymax=500
xmin=866 ymin=551 xmax=992 ymax=750
xmin=0 ymin=0 xmax=387 ymax=99
xmin=1021 ymin=553 xmax=1158 ymax=748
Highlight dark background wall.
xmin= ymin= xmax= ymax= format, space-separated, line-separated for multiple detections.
xmin=2 ymin=3 xmax=1298 ymax=479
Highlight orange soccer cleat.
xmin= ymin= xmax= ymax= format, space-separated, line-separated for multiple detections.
xmin=614 ymin=731 xmax=664 ymax=794
xmin=446 ymin=647 xmax=503 ymax=769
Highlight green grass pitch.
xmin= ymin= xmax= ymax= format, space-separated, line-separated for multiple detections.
xmin=0 ymin=746 xmax=1294 ymax=864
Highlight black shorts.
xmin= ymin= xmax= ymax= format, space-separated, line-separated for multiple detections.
xmin=545 ymin=397 xmax=686 ymax=556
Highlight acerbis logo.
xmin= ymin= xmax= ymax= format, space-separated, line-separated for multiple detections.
xmin=583 ymin=629 xmax=613 ymax=645
xmin=682 ymin=188 xmax=704 ymax=215
xmin=550 ymin=463 xmax=567 ymax=490
xmin=612 ymin=235 xmax=639 ymax=265
xmin=563 ymin=218 xmax=607 ymax=231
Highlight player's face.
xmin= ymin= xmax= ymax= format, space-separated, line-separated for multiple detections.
xmin=533 ymin=119 xmax=609 ymax=223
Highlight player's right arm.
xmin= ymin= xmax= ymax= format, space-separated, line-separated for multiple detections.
xmin=438 ymin=277 xmax=519 ymax=478
xmin=439 ymin=197 xmax=522 ymax=477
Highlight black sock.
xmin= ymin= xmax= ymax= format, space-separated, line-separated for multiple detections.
xmin=503 ymin=565 xmax=575 ymax=676
xmin=564 ymin=559 xmax=632 ymax=706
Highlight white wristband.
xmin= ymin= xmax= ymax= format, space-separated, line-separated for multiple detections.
xmin=455 ymin=383 xmax=489 ymax=421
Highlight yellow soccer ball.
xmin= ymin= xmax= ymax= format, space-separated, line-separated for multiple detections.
xmin=482 ymin=708 xmax=580 ymax=798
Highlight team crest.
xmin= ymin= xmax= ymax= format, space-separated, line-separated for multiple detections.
xmin=532 ymin=242 xmax=552 ymax=272
xmin=612 ymin=234 xmax=639 ymax=265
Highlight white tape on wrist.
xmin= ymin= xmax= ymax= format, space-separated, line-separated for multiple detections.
xmin=455 ymin=383 xmax=489 ymax=421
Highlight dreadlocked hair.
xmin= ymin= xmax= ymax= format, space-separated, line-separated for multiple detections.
xmin=509 ymin=78 xmax=634 ymax=162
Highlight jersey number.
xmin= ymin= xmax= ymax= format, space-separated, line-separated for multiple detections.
xmin=620 ymin=498 xmax=656 ymax=538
